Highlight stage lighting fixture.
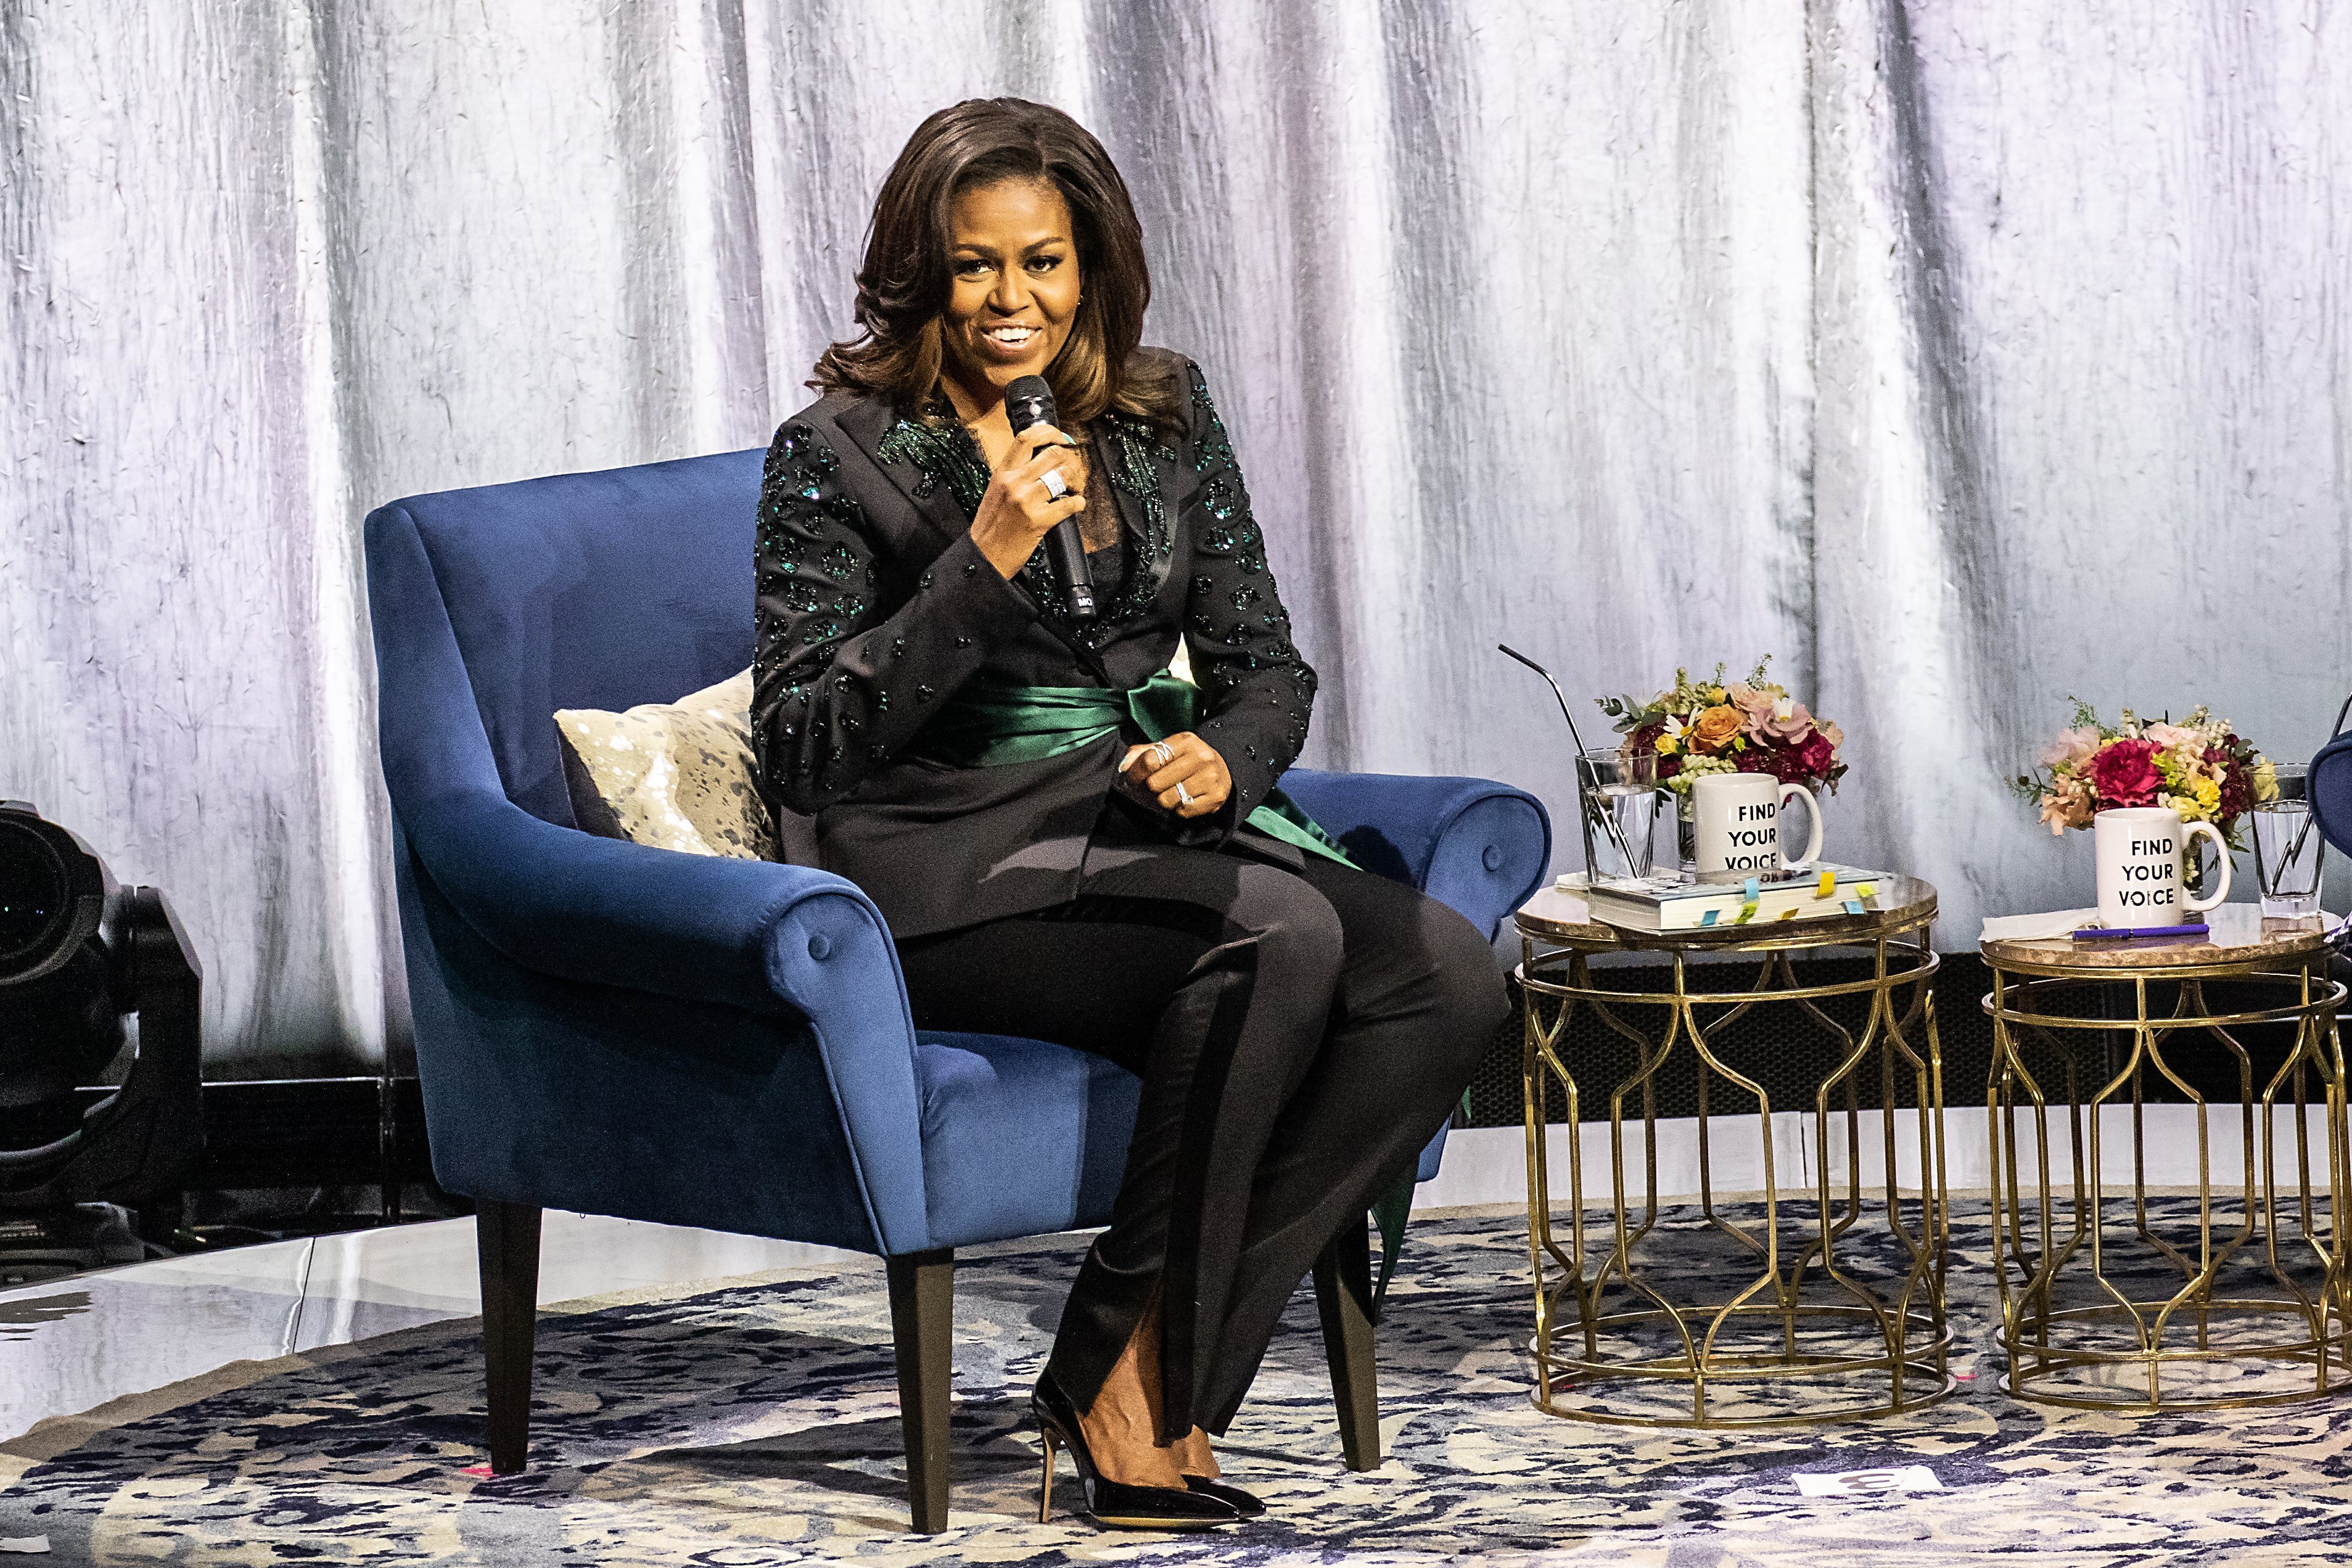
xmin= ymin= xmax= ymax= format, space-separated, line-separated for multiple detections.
xmin=0 ymin=802 xmax=202 ymax=1275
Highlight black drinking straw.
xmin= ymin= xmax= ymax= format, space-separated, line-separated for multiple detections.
xmin=1499 ymin=644 xmax=1639 ymax=874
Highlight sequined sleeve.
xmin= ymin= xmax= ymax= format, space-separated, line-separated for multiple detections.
xmin=752 ymin=419 xmax=1037 ymax=815
xmin=1180 ymin=364 xmax=1318 ymax=827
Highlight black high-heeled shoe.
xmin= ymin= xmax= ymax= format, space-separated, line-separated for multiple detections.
xmin=1031 ymin=1374 xmax=1238 ymax=1531
xmin=1184 ymin=1475 xmax=1266 ymax=1517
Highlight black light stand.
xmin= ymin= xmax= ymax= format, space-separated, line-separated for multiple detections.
xmin=0 ymin=802 xmax=204 ymax=1284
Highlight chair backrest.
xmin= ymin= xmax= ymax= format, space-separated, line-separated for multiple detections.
xmin=2313 ymin=727 xmax=2352 ymax=860
xmin=372 ymin=449 xmax=766 ymax=826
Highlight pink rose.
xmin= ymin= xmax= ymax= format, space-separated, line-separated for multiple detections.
xmin=2038 ymin=725 xmax=2102 ymax=770
xmin=1738 ymin=693 xmax=1817 ymax=744
xmin=2086 ymin=738 xmax=2162 ymax=808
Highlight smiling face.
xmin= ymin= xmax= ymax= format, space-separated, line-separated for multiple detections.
xmin=938 ymin=175 xmax=1083 ymax=412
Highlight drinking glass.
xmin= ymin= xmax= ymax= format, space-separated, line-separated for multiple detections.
xmin=1577 ymin=747 xmax=1660 ymax=888
xmin=2250 ymin=763 xmax=2324 ymax=921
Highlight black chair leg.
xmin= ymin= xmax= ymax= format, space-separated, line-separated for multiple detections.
xmin=476 ymin=1199 xmax=543 ymax=1475
xmin=886 ymin=1248 xmax=955 ymax=1533
xmin=1312 ymin=1218 xmax=1381 ymax=1471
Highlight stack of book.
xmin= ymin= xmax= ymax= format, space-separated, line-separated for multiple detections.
xmin=1561 ymin=865 xmax=1898 ymax=934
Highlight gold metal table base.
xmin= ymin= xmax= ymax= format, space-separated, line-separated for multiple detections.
xmin=1517 ymin=879 xmax=1952 ymax=1429
xmin=1984 ymin=913 xmax=2351 ymax=1413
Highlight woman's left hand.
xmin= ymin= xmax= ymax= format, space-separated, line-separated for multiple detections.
xmin=1119 ymin=733 xmax=1232 ymax=819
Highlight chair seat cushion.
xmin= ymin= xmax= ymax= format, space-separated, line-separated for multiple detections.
xmin=914 ymin=1032 xmax=1142 ymax=1249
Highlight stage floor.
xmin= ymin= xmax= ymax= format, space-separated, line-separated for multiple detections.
xmin=10 ymin=1187 xmax=2352 ymax=1562
xmin=0 ymin=1213 xmax=860 ymax=1449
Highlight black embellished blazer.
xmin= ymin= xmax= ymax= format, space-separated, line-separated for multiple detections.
xmin=750 ymin=350 xmax=1318 ymax=940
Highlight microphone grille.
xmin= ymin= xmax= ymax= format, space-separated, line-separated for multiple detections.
xmin=1003 ymin=375 xmax=1055 ymax=434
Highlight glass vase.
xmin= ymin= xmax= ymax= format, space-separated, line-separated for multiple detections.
xmin=2182 ymin=839 xmax=2220 ymax=904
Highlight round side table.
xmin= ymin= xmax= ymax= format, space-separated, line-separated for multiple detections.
xmin=1983 ymin=909 xmax=2350 ymax=1410
xmin=1517 ymin=876 xmax=1952 ymax=1427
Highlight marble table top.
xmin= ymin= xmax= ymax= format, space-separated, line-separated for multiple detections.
xmin=1980 ymin=903 xmax=2335 ymax=972
xmin=1516 ymin=873 xmax=1939 ymax=950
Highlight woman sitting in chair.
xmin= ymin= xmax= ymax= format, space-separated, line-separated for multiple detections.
xmin=751 ymin=97 xmax=1505 ymax=1531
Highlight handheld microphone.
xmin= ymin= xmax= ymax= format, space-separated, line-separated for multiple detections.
xmin=1003 ymin=374 xmax=1097 ymax=625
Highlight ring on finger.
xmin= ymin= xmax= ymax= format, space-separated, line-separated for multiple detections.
xmin=1042 ymin=469 xmax=1069 ymax=501
xmin=1148 ymin=741 xmax=1175 ymax=768
xmin=1175 ymin=781 xmax=1193 ymax=807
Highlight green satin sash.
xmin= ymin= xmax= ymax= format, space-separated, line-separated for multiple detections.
xmin=917 ymin=670 xmax=1357 ymax=869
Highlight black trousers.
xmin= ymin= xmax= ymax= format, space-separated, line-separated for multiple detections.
xmin=896 ymin=836 xmax=1507 ymax=1439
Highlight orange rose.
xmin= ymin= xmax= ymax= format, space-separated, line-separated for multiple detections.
xmin=1690 ymin=704 xmax=1743 ymax=753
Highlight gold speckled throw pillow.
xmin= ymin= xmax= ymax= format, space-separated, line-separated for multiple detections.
xmin=554 ymin=669 xmax=779 ymax=861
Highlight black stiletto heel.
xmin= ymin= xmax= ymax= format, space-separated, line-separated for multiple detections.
xmin=1184 ymin=1475 xmax=1266 ymax=1517
xmin=1031 ymin=1374 xmax=1238 ymax=1531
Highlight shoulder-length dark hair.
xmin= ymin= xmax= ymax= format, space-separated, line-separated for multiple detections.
xmin=813 ymin=98 xmax=1185 ymax=436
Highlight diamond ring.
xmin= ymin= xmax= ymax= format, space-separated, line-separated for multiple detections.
xmin=1042 ymin=469 xmax=1069 ymax=501
xmin=1175 ymin=782 xmax=1193 ymax=807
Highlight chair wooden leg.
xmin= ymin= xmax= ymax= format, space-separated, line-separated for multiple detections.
xmin=886 ymin=1249 xmax=955 ymax=1533
xmin=476 ymin=1199 xmax=543 ymax=1476
xmin=1313 ymin=1218 xmax=1381 ymax=1471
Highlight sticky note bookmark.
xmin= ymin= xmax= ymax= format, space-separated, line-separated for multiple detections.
xmin=1700 ymin=908 xmax=1720 ymax=927
xmin=1844 ymin=899 xmax=1866 ymax=915
xmin=1734 ymin=898 xmax=1761 ymax=924
xmin=1816 ymin=870 xmax=1838 ymax=898
xmin=1743 ymin=877 xmax=1762 ymax=901
xmin=1852 ymin=882 xmax=1878 ymax=900
xmin=1777 ymin=906 xmax=1799 ymax=920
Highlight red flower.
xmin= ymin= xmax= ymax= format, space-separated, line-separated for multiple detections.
xmin=2210 ymin=745 xmax=2251 ymax=821
xmin=1734 ymin=730 xmax=1836 ymax=785
xmin=1630 ymin=720 xmax=1681 ymax=780
xmin=2086 ymin=738 xmax=2162 ymax=807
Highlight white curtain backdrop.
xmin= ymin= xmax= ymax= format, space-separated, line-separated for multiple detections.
xmin=4 ymin=0 xmax=2348 ymax=1074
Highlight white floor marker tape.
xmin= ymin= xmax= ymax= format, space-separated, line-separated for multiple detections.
xmin=1794 ymin=1466 xmax=1944 ymax=1498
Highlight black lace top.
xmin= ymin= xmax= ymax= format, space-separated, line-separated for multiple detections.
xmin=748 ymin=358 xmax=1318 ymax=924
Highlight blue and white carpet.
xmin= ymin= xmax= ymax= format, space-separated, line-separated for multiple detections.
xmin=6 ymin=1199 xmax=2352 ymax=1564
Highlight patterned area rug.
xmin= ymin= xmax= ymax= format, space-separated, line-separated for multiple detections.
xmin=8 ymin=1198 xmax=2352 ymax=1565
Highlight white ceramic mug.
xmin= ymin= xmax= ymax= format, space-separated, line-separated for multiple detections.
xmin=1692 ymin=771 xmax=1823 ymax=879
xmin=2093 ymin=807 xmax=2229 ymax=929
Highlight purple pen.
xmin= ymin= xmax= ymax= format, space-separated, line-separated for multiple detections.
xmin=2069 ymin=922 xmax=2210 ymax=942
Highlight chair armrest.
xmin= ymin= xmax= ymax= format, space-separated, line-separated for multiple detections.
xmin=1280 ymin=768 xmax=1553 ymax=940
xmin=403 ymin=789 xmax=932 ymax=1254
xmin=408 ymin=785 xmax=874 ymax=1016
xmin=368 ymin=498 xmax=929 ymax=1252
xmin=2314 ymin=733 xmax=2352 ymax=861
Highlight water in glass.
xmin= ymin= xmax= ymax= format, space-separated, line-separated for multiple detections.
xmin=2252 ymin=798 xmax=2323 ymax=920
xmin=2251 ymin=763 xmax=2323 ymax=921
xmin=1576 ymin=747 xmax=1659 ymax=887
xmin=1589 ymin=782 xmax=1662 ymax=885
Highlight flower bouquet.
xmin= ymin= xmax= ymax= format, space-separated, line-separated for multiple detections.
xmin=2013 ymin=699 xmax=2274 ymax=883
xmin=1599 ymin=660 xmax=1848 ymax=864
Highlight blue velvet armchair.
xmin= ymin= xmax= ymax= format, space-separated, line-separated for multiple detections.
xmin=2312 ymin=726 xmax=2352 ymax=865
xmin=364 ymin=446 xmax=1550 ymax=1532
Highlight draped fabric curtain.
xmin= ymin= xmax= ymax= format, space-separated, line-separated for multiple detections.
xmin=5 ymin=0 xmax=2347 ymax=1073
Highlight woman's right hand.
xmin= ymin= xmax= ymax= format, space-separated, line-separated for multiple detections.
xmin=969 ymin=423 xmax=1086 ymax=580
